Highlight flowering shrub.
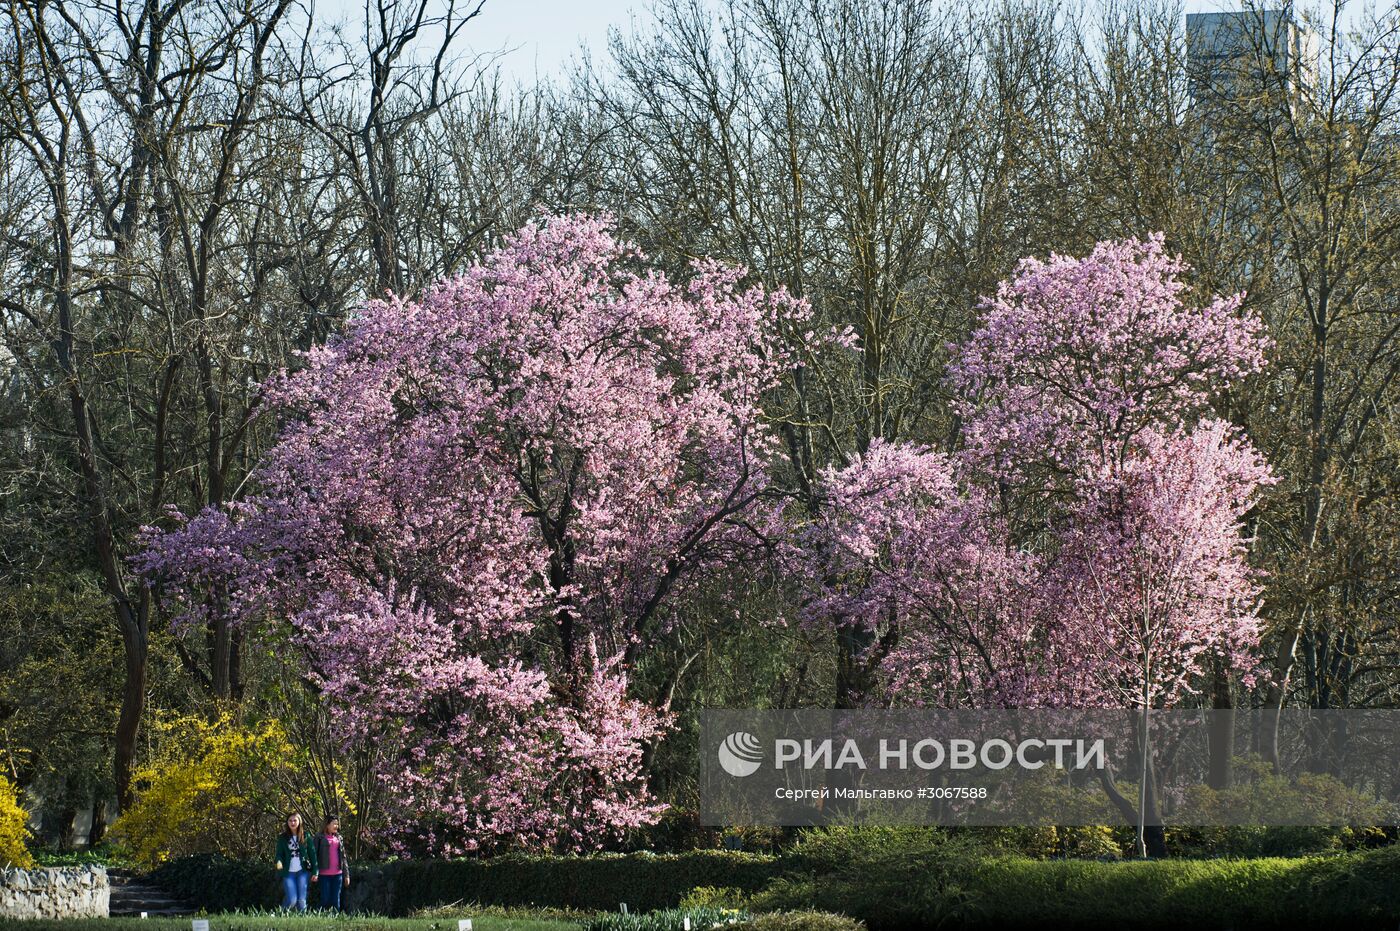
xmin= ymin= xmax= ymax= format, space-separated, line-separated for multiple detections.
xmin=732 ymin=912 xmax=866 ymax=931
xmin=681 ymin=887 xmax=753 ymax=910
xmin=583 ymin=906 xmax=751 ymax=931
xmin=981 ymin=824 xmax=1124 ymax=860
xmin=0 ymin=773 xmax=34 ymax=868
xmin=110 ymin=713 xmax=327 ymax=869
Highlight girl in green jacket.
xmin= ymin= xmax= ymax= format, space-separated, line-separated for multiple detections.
xmin=275 ymin=813 xmax=318 ymax=911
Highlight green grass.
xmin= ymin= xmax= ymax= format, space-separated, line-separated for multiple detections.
xmin=0 ymin=914 xmax=580 ymax=931
xmin=29 ymin=842 xmax=133 ymax=869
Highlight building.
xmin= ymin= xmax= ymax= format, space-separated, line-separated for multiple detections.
xmin=1186 ymin=8 xmax=1319 ymax=107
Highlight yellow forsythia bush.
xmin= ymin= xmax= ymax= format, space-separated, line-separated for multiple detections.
xmin=111 ymin=712 xmax=329 ymax=869
xmin=0 ymin=772 xmax=35 ymax=868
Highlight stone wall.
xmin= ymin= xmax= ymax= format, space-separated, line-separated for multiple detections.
xmin=0 ymin=866 xmax=109 ymax=920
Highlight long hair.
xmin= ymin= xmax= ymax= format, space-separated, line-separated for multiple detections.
xmin=282 ymin=813 xmax=307 ymax=844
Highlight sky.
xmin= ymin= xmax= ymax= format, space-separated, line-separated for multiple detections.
xmin=459 ymin=0 xmax=636 ymax=83
xmin=318 ymin=0 xmax=1261 ymax=86
xmin=315 ymin=0 xmax=636 ymax=84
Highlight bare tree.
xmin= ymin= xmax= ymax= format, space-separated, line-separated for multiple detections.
xmin=0 ymin=0 xmax=315 ymax=805
xmin=1187 ymin=1 xmax=1400 ymax=764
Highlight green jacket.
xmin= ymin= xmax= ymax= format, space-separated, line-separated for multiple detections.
xmin=275 ymin=832 xmax=319 ymax=877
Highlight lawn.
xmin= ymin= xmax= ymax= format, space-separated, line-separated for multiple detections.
xmin=0 ymin=916 xmax=580 ymax=931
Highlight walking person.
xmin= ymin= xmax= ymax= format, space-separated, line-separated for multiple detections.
xmin=315 ymin=816 xmax=350 ymax=912
xmin=275 ymin=813 xmax=319 ymax=912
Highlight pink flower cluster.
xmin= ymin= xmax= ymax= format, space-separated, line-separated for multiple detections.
xmin=137 ymin=214 xmax=818 ymax=854
xmin=947 ymin=233 xmax=1268 ymax=482
xmin=805 ymin=235 xmax=1274 ymax=709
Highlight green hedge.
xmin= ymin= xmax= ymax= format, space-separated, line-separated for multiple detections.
xmin=149 ymin=851 xmax=779 ymax=916
xmin=149 ymin=842 xmax=1400 ymax=929
xmin=149 ymin=853 xmax=281 ymax=912
xmin=961 ymin=847 xmax=1400 ymax=930
xmin=374 ymin=851 xmax=782 ymax=916
xmin=759 ymin=839 xmax=1400 ymax=931
xmin=751 ymin=827 xmax=982 ymax=929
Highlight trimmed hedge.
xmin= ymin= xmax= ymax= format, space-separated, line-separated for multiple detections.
xmin=752 ymin=828 xmax=981 ymax=929
xmin=961 ymin=847 xmax=1400 ymax=930
xmin=148 ymin=843 xmax=1400 ymax=929
xmin=150 ymin=850 xmax=781 ymax=916
xmin=761 ymin=841 xmax=1400 ymax=931
xmin=149 ymin=853 xmax=280 ymax=912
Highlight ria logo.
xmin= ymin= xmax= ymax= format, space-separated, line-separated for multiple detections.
xmin=718 ymin=731 xmax=764 ymax=777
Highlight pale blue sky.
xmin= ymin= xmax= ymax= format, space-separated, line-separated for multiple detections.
xmin=313 ymin=0 xmax=1291 ymax=85
xmin=313 ymin=0 xmax=636 ymax=83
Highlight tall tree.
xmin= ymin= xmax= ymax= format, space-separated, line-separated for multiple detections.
xmin=1197 ymin=4 xmax=1400 ymax=762
xmin=137 ymin=214 xmax=828 ymax=851
xmin=799 ymin=235 xmax=1274 ymax=856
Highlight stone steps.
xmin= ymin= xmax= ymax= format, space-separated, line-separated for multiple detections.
xmin=108 ymin=870 xmax=195 ymax=918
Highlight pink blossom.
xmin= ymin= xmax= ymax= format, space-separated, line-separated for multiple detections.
xmin=947 ymin=233 xmax=1268 ymax=483
xmin=137 ymin=214 xmax=818 ymax=853
xmin=803 ymin=235 xmax=1273 ymax=711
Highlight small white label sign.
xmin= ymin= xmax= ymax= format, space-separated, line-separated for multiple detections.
xmin=191 ymin=920 xmax=210 ymax=931
xmin=459 ymin=920 xmax=473 ymax=931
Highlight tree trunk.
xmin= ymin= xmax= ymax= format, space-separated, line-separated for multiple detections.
xmin=87 ymin=799 xmax=108 ymax=847
xmin=52 ymin=186 xmax=150 ymax=812
xmin=1208 ymin=666 xmax=1235 ymax=790
xmin=835 ymin=621 xmax=876 ymax=709
xmin=1097 ymin=759 xmax=1165 ymax=856
xmin=57 ymin=802 xmax=77 ymax=852
xmin=210 ymin=611 xmax=233 ymax=699
xmin=1137 ymin=678 xmax=1151 ymax=858
xmin=1141 ymin=754 xmax=1167 ymax=858
xmin=115 ymin=627 xmax=148 ymax=811
xmin=1265 ymin=313 xmax=1331 ymax=768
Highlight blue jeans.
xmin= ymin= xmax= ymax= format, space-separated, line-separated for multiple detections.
xmin=318 ymin=872 xmax=344 ymax=911
xmin=282 ymin=870 xmax=309 ymax=911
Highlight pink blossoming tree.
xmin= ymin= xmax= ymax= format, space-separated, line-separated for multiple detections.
xmin=137 ymin=214 xmax=818 ymax=854
xmin=801 ymin=235 xmax=1273 ymax=855
xmin=946 ymin=234 xmax=1273 ymax=711
xmin=1053 ymin=420 xmax=1274 ymax=855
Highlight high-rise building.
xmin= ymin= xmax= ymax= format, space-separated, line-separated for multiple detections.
xmin=1186 ymin=8 xmax=1319 ymax=107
